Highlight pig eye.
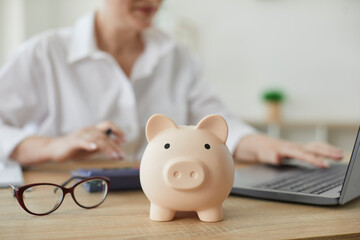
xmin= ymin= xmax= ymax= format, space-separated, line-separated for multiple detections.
xmin=204 ymin=144 xmax=211 ymax=150
xmin=164 ymin=143 xmax=170 ymax=149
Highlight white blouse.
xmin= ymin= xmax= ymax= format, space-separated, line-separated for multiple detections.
xmin=0 ymin=13 xmax=255 ymax=162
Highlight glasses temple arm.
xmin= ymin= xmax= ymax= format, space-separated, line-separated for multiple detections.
xmin=8 ymin=184 xmax=16 ymax=197
xmin=60 ymin=176 xmax=89 ymax=188
xmin=53 ymin=176 xmax=89 ymax=194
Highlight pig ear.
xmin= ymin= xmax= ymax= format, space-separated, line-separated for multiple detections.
xmin=196 ymin=114 xmax=228 ymax=143
xmin=146 ymin=114 xmax=178 ymax=142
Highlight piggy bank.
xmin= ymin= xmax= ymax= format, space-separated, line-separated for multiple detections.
xmin=140 ymin=114 xmax=234 ymax=222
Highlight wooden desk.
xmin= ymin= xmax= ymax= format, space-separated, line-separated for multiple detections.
xmin=1 ymin=160 xmax=360 ymax=240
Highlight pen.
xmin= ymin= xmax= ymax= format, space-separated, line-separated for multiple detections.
xmin=105 ymin=128 xmax=112 ymax=136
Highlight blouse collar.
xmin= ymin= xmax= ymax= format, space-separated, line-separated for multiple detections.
xmin=67 ymin=12 xmax=175 ymax=80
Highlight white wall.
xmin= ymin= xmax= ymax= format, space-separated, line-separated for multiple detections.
xmin=0 ymin=0 xmax=359 ymax=125
xmin=23 ymin=0 xmax=100 ymax=38
xmin=0 ymin=0 xmax=100 ymax=63
xmin=157 ymin=0 xmax=360 ymax=124
xmin=0 ymin=0 xmax=25 ymax=64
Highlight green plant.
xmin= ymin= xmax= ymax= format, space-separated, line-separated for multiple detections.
xmin=262 ymin=89 xmax=284 ymax=103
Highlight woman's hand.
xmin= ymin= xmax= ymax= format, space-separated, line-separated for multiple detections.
xmin=11 ymin=121 xmax=126 ymax=165
xmin=49 ymin=121 xmax=126 ymax=162
xmin=234 ymin=134 xmax=344 ymax=168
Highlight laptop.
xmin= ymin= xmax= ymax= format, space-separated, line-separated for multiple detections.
xmin=231 ymin=127 xmax=360 ymax=205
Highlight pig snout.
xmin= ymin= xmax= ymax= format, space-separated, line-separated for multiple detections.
xmin=163 ymin=159 xmax=205 ymax=190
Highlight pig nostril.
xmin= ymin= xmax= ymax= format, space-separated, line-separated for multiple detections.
xmin=173 ymin=171 xmax=181 ymax=178
xmin=190 ymin=171 xmax=198 ymax=179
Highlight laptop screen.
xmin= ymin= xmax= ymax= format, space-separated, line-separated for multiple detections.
xmin=339 ymin=127 xmax=360 ymax=204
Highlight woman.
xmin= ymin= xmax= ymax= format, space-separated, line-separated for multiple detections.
xmin=0 ymin=0 xmax=343 ymax=166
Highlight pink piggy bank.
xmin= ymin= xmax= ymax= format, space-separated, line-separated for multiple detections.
xmin=140 ymin=114 xmax=234 ymax=222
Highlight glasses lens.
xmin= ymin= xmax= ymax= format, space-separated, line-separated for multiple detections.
xmin=73 ymin=179 xmax=108 ymax=208
xmin=22 ymin=185 xmax=63 ymax=214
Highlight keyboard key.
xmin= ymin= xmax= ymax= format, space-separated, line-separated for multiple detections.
xmin=253 ymin=165 xmax=347 ymax=195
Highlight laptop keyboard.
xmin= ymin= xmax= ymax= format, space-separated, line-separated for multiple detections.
xmin=254 ymin=164 xmax=347 ymax=195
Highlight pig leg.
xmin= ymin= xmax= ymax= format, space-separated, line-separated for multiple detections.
xmin=197 ymin=205 xmax=223 ymax=222
xmin=150 ymin=203 xmax=176 ymax=221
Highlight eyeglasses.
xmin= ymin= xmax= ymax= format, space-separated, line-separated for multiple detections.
xmin=9 ymin=176 xmax=110 ymax=216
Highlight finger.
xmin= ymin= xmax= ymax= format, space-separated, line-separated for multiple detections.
xmin=257 ymin=151 xmax=283 ymax=165
xmin=96 ymin=121 xmax=124 ymax=136
xmin=51 ymin=137 xmax=98 ymax=162
xmin=73 ymin=139 xmax=99 ymax=152
xmin=280 ymin=146 xmax=328 ymax=168
xmin=304 ymin=142 xmax=343 ymax=160
xmin=87 ymin=130 xmax=125 ymax=160
xmin=96 ymin=121 xmax=126 ymax=142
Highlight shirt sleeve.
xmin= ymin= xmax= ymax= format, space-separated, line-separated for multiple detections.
xmin=186 ymin=54 xmax=257 ymax=155
xmin=0 ymin=38 xmax=47 ymax=162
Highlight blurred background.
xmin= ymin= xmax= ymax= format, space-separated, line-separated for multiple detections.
xmin=0 ymin=0 xmax=359 ymax=152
